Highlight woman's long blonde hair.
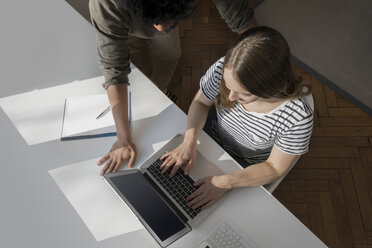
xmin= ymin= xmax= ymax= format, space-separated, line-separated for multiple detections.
xmin=215 ymin=26 xmax=312 ymax=109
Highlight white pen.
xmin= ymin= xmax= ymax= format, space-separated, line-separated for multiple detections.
xmin=96 ymin=106 xmax=111 ymax=119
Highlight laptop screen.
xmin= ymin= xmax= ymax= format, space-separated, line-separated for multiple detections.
xmin=108 ymin=170 xmax=188 ymax=242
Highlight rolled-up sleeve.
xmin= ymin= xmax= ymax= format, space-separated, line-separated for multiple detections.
xmin=212 ymin=0 xmax=254 ymax=33
xmin=89 ymin=0 xmax=131 ymax=89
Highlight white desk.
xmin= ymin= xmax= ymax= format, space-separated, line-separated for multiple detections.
xmin=0 ymin=69 xmax=326 ymax=248
xmin=0 ymin=1 xmax=326 ymax=247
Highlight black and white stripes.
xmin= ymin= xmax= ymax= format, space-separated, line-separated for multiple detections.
xmin=200 ymin=57 xmax=314 ymax=165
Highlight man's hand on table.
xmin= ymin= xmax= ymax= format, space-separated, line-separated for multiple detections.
xmin=98 ymin=140 xmax=137 ymax=175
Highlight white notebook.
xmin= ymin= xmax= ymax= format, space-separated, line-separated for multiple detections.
xmin=61 ymin=93 xmax=124 ymax=140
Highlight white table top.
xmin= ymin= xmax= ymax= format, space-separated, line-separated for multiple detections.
xmin=0 ymin=1 xmax=326 ymax=247
xmin=0 ymin=69 xmax=326 ymax=248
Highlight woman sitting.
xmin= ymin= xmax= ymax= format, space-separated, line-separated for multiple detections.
xmin=161 ymin=26 xmax=314 ymax=210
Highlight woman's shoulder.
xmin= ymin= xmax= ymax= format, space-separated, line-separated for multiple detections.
xmin=284 ymin=95 xmax=314 ymax=119
xmin=208 ymin=57 xmax=225 ymax=75
xmin=200 ymin=57 xmax=225 ymax=100
xmin=215 ymin=57 xmax=225 ymax=67
xmin=202 ymin=57 xmax=225 ymax=83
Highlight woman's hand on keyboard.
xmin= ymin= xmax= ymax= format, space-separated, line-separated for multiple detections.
xmin=160 ymin=140 xmax=196 ymax=178
xmin=187 ymin=175 xmax=230 ymax=209
xmin=97 ymin=140 xmax=137 ymax=176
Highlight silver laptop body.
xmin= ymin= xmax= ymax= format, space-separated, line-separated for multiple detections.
xmin=103 ymin=134 xmax=223 ymax=247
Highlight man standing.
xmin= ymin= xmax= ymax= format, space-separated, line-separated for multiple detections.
xmin=89 ymin=0 xmax=256 ymax=175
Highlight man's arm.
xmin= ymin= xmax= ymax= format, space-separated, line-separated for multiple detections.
xmin=96 ymin=84 xmax=136 ymax=175
xmin=89 ymin=0 xmax=136 ymax=174
xmin=107 ymin=85 xmax=131 ymax=144
xmin=212 ymin=0 xmax=256 ymax=33
xmin=89 ymin=0 xmax=131 ymax=87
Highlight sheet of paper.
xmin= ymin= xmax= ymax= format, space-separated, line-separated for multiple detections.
xmin=49 ymin=158 xmax=144 ymax=241
xmin=61 ymin=94 xmax=115 ymax=138
xmin=0 ymin=68 xmax=172 ymax=145
xmin=0 ymin=77 xmax=106 ymax=145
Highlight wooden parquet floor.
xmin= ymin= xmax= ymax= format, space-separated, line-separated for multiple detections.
xmin=168 ymin=1 xmax=372 ymax=247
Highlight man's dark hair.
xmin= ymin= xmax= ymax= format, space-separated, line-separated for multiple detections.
xmin=125 ymin=0 xmax=198 ymax=25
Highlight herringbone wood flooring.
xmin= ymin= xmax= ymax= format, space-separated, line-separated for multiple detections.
xmin=168 ymin=1 xmax=372 ymax=247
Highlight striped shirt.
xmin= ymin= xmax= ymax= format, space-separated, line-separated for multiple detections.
xmin=200 ymin=57 xmax=314 ymax=165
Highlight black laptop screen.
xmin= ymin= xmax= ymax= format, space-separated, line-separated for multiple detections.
xmin=109 ymin=171 xmax=187 ymax=241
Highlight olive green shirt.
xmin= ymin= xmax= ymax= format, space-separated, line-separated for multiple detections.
xmin=89 ymin=0 xmax=254 ymax=88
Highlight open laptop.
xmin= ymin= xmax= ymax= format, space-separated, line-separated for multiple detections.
xmin=103 ymin=134 xmax=223 ymax=247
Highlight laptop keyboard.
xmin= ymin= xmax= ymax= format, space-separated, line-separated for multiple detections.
xmin=147 ymin=158 xmax=202 ymax=219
